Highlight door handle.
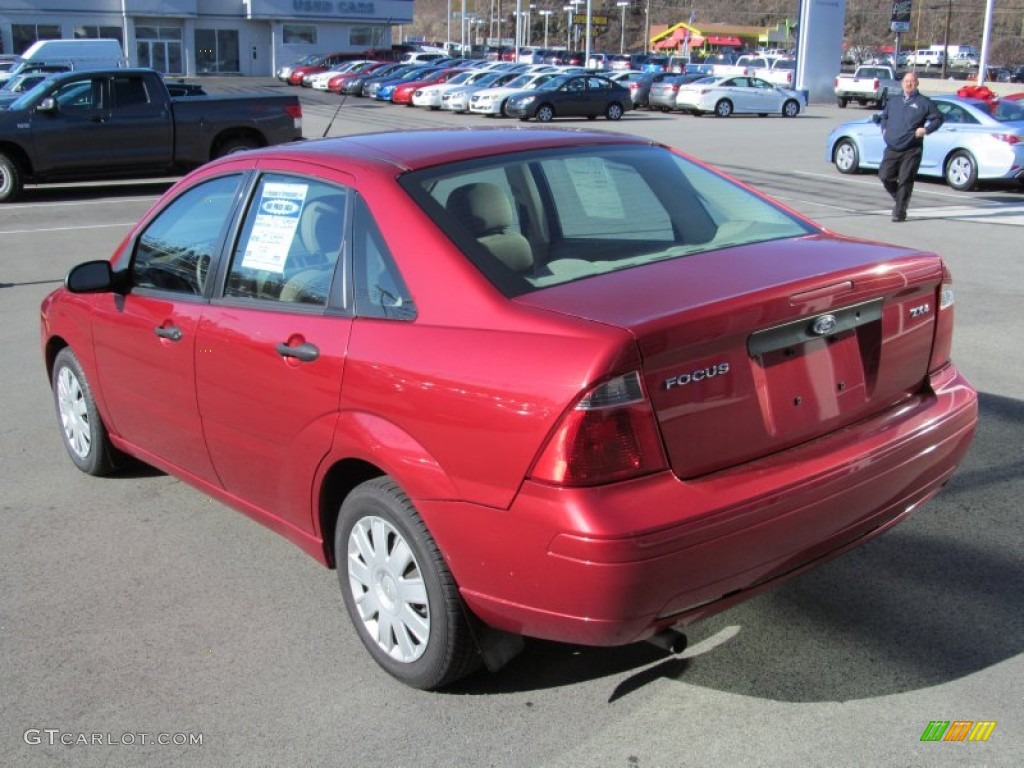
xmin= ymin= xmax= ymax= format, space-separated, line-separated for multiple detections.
xmin=276 ymin=341 xmax=319 ymax=362
xmin=154 ymin=325 xmax=183 ymax=341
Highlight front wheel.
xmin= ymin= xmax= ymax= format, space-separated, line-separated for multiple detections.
xmin=834 ymin=138 xmax=861 ymax=174
xmin=535 ymin=104 xmax=555 ymax=123
xmin=51 ymin=348 xmax=119 ymax=476
xmin=0 ymin=152 xmax=23 ymax=204
xmin=782 ymin=99 xmax=800 ymax=118
xmin=714 ymin=99 xmax=733 ymax=118
xmin=336 ymin=477 xmax=481 ymax=690
xmin=606 ymin=102 xmax=624 ymax=121
xmin=945 ymin=150 xmax=978 ymax=190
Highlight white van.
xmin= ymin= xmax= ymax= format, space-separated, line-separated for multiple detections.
xmin=0 ymin=39 xmax=125 ymax=84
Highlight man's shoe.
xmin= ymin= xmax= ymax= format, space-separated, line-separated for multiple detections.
xmin=892 ymin=207 xmax=906 ymax=222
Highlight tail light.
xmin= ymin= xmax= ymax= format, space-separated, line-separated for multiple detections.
xmin=872 ymin=78 xmax=881 ymax=90
xmin=285 ymin=103 xmax=302 ymax=119
xmin=993 ymin=133 xmax=1022 ymax=145
xmin=530 ymin=372 xmax=667 ymax=487
xmin=928 ymin=264 xmax=956 ymax=373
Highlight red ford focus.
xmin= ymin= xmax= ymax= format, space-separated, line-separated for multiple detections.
xmin=40 ymin=129 xmax=978 ymax=690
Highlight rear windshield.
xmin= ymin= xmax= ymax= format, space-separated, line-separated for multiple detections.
xmin=400 ymin=144 xmax=816 ymax=297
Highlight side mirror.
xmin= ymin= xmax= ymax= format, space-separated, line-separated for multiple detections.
xmin=65 ymin=260 xmax=120 ymax=293
xmin=36 ymin=96 xmax=56 ymax=113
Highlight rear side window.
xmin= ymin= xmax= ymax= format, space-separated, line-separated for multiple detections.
xmin=225 ymin=174 xmax=348 ymax=308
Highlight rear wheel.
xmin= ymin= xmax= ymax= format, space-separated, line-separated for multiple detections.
xmin=0 ymin=152 xmax=23 ymax=204
xmin=837 ymin=96 xmax=849 ymax=108
xmin=945 ymin=150 xmax=978 ymax=190
xmin=51 ymin=348 xmax=119 ymax=476
xmin=834 ymin=138 xmax=861 ymax=174
xmin=215 ymin=136 xmax=260 ymax=159
xmin=336 ymin=477 xmax=481 ymax=690
xmin=714 ymin=99 xmax=733 ymax=117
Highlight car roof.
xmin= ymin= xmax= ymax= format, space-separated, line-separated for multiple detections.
xmin=223 ymin=129 xmax=652 ymax=175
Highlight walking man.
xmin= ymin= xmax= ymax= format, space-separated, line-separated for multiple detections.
xmin=878 ymin=71 xmax=944 ymax=222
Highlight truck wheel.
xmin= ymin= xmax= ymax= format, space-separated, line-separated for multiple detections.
xmin=0 ymin=152 xmax=23 ymax=204
xmin=945 ymin=151 xmax=978 ymax=190
xmin=216 ymin=137 xmax=260 ymax=158
xmin=837 ymin=97 xmax=848 ymax=108
xmin=834 ymin=138 xmax=861 ymax=174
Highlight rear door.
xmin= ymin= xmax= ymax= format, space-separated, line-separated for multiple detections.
xmin=194 ymin=166 xmax=352 ymax=529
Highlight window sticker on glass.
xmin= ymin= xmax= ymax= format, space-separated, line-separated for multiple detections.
xmin=564 ymin=157 xmax=625 ymax=218
xmin=240 ymin=182 xmax=309 ymax=273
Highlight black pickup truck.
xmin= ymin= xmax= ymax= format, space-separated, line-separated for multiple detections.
xmin=0 ymin=68 xmax=302 ymax=202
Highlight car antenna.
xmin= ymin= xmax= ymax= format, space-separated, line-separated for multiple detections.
xmin=322 ymin=94 xmax=348 ymax=138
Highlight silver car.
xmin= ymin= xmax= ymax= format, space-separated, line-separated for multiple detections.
xmin=826 ymin=95 xmax=1024 ymax=191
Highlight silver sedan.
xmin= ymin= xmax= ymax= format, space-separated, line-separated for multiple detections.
xmin=826 ymin=95 xmax=1024 ymax=191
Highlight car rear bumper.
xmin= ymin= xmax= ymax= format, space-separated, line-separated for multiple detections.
xmin=421 ymin=366 xmax=977 ymax=647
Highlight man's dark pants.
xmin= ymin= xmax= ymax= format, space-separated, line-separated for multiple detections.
xmin=879 ymin=144 xmax=923 ymax=219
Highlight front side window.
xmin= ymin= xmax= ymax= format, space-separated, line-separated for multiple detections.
xmin=132 ymin=175 xmax=243 ymax=295
xmin=225 ymin=175 xmax=347 ymax=308
xmin=53 ymin=77 xmax=103 ymax=111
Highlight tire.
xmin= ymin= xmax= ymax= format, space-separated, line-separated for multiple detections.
xmin=215 ymin=136 xmax=260 ymax=159
xmin=0 ymin=152 xmax=23 ymax=204
xmin=837 ymin=97 xmax=849 ymax=108
xmin=782 ymin=99 xmax=800 ymax=118
xmin=500 ymin=99 xmax=511 ymax=117
xmin=606 ymin=102 xmax=624 ymax=121
xmin=52 ymin=348 xmax=119 ymax=476
xmin=834 ymin=138 xmax=861 ymax=174
xmin=535 ymin=104 xmax=555 ymax=123
xmin=714 ymin=99 xmax=733 ymax=117
xmin=336 ymin=477 xmax=481 ymax=690
xmin=945 ymin=150 xmax=978 ymax=190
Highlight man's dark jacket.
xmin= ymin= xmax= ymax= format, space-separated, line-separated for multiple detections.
xmin=879 ymin=91 xmax=944 ymax=151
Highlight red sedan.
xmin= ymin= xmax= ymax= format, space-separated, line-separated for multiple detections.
xmin=327 ymin=60 xmax=387 ymax=93
xmin=392 ymin=67 xmax=468 ymax=104
xmin=41 ymin=129 xmax=977 ymax=690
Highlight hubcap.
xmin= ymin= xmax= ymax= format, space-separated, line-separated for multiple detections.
xmin=949 ymin=159 xmax=970 ymax=186
xmin=57 ymin=366 xmax=91 ymax=459
xmin=347 ymin=515 xmax=429 ymax=663
xmin=837 ymin=145 xmax=854 ymax=170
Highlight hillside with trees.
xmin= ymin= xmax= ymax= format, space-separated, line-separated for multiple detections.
xmin=400 ymin=1 xmax=1024 ymax=65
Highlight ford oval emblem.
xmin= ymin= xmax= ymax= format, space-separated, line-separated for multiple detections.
xmin=811 ymin=314 xmax=838 ymax=336
xmin=261 ymin=199 xmax=301 ymax=216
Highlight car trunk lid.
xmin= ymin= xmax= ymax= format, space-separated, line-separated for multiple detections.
xmin=519 ymin=235 xmax=944 ymax=478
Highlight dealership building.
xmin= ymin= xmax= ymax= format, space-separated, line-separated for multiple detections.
xmin=0 ymin=0 xmax=412 ymax=76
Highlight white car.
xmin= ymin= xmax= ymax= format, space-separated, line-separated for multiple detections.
xmin=442 ymin=71 xmax=519 ymax=113
xmin=307 ymin=61 xmax=371 ymax=91
xmin=412 ymin=69 xmax=487 ymax=109
xmin=675 ymin=75 xmax=805 ymax=118
xmin=468 ymin=72 xmax=562 ymax=116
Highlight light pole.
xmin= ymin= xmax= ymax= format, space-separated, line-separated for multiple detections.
xmin=940 ymin=0 xmax=953 ymax=80
xmin=564 ymin=5 xmax=572 ymax=52
xmin=617 ymin=1 xmax=629 ymax=54
xmin=539 ymin=10 xmax=552 ymax=48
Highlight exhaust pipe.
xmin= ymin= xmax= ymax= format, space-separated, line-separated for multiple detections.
xmin=646 ymin=628 xmax=688 ymax=655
